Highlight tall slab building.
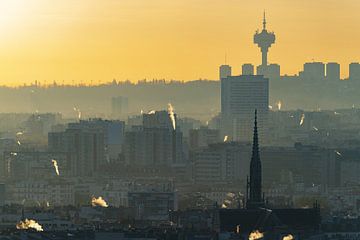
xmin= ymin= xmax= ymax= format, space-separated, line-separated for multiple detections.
xmin=221 ymin=75 xmax=269 ymax=142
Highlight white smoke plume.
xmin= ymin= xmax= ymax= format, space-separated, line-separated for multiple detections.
xmin=283 ymin=234 xmax=294 ymax=240
xmin=91 ymin=196 xmax=108 ymax=207
xmin=167 ymin=103 xmax=176 ymax=130
xmin=73 ymin=107 xmax=81 ymax=120
xmin=277 ymin=101 xmax=282 ymax=110
xmin=249 ymin=230 xmax=264 ymax=240
xmin=236 ymin=225 xmax=240 ymax=234
xmin=16 ymin=219 xmax=44 ymax=232
xmin=51 ymin=159 xmax=60 ymax=176
xmin=299 ymin=113 xmax=305 ymax=126
xmin=224 ymin=135 xmax=229 ymax=142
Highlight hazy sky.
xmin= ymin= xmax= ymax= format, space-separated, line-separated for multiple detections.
xmin=0 ymin=0 xmax=359 ymax=85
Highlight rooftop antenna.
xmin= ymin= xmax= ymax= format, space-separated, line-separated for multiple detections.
xmin=263 ymin=10 xmax=266 ymax=30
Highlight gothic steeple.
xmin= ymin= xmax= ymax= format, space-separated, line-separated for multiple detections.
xmin=246 ymin=109 xmax=265 ymax=209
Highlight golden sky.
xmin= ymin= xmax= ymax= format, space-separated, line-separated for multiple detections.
xmin=0 ymin=0 xmax=359 ymax=85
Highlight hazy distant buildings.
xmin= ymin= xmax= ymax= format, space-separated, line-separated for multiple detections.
xmin=4 ymin=151 xmax=74 ymax=179
xmin=68 ymin=119 xmax=125 ymax=162
xmin=0 ymin=184 xmax=5 ymax=207
xmin=129 ymin=190 xmax=177 ymax=221
xmin=123 ymin=111 xmax=184 ymax=167
xmin=257 ymin=63 xmax=280 ymax=81
xmin=242 ymin=64 xmax=254 ymax=75
xmin=48 ymin=125 xmax=105 ymax=177
xmin=189 ymin=127 xmax=220 ymax=150
xmin=219 ymin=65 xmax=232 ymax=80
xmin=349 ymin=62 xmax=360 ymax=81
xmin=326 ymin=62 xmax=340 ymax=81
xmin=111 ymin=96 xmax=128 ymax=119
xmin=302 ymin=62 xmax=325 ymax=82
xmin=191 ymin=142 xmax=251 ymax=183
xmin=221 ymin=75 xmax=269 ymax=142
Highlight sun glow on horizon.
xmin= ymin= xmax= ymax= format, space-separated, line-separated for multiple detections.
xmin=0 ymin=0 xmax=358 ymax=86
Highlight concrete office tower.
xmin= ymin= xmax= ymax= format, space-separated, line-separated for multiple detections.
xmin=302 ymin=62 xmax=325 ymax=81
xmin=219 ymin=65 xmax=232 ymax=80
xmin=221 ymin=75 xmax=269 ymax=142
xmin=326 ymin=62 xmax=340 ymax=81
xmin=349 ymin=62 xmax=360 ymax=81
xmin=242 ymin=64 xmax=255 ymax=75
xmin=254 ymin=12 xmax=275 ymax=67
xmin=111 ymin=96 xmax=129 ymax=119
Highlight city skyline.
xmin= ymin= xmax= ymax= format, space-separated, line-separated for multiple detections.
xmin=0 ymin=0 xmax=359 ymax=85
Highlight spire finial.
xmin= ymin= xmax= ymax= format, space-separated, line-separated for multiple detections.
xmin=263 ymin=11 xmax=266 ymax=30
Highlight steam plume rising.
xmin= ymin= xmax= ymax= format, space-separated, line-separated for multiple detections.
xmin=277 ymin=101 xmax=282 ymax=110
xmin=51 ymin=159 xmax=60 ymax=176
xmin=236 ymin=225 xmax=240 ymax=234
xmin=224 ymin=135 xmax=229 ymax=142
xmin=299 ymin=113 xmax=305 ymax=126
xmin=167 ymin=103 xmax=176 ymax=130
xmin=91 ymin=196 xmax=108 ymax=207
xmin=283 ymin=234 xmax=294 ymax=240
xmin=73 ymin=107 xmax=81 ymax=120
xmin=148 ymin=110 xmax=155 ymax=114
xmin=249 ymin=230 xmax=264 ymax=240
xmin=17 ymin=140 xmax=21 ymax=146
xmin=16 ymin=219 xmax=44 ymax=232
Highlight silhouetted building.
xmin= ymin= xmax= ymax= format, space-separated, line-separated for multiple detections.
xmin=123 ymin=111 xmax=184 ymax=167
xmin=257 ymin=63 xmax=280 ymax=81
xmin=254 ymin=12 xmax=275 ymax=67
xmin=48 ymin=126 xmax=105 ymax=177
xmin=219 ymin=65 xmax=232 ymax=80
xmin=303 ymin=62 xmax=325 ymax=81
xmin=111 ymin=96 xmax=128 ymax=119
xmin=242 ymin=64 xmax=254 ymax=75
xmin=217 ymin=113 xmax=321 ymax=238
xmin=68 ymin=119 xmax=125 ymax=162
xmin=326 ymin=62 xmax=340 ymax=81
xmin=349 ymin=62 xmax=360 ymax=81
xmin=189 ymin=127 xmax=220 ymax=150
xmin=221 ymin=75 xmax=269 ymax=142
xmin=191 ymin=142 xmax=250 ymax=183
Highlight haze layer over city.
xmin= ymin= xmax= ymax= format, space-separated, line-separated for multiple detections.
xmin=0 ymin=1 xmax=359 ymax=240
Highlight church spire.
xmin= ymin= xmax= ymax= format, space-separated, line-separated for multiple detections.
xmin=247 ymin=109 xmax=265 ymax=209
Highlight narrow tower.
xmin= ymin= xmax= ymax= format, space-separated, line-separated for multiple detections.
xmin=254 ymin=12 xmax=276 ymax=67
xmin=246 ymin=110 xmax=265 ymax=209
